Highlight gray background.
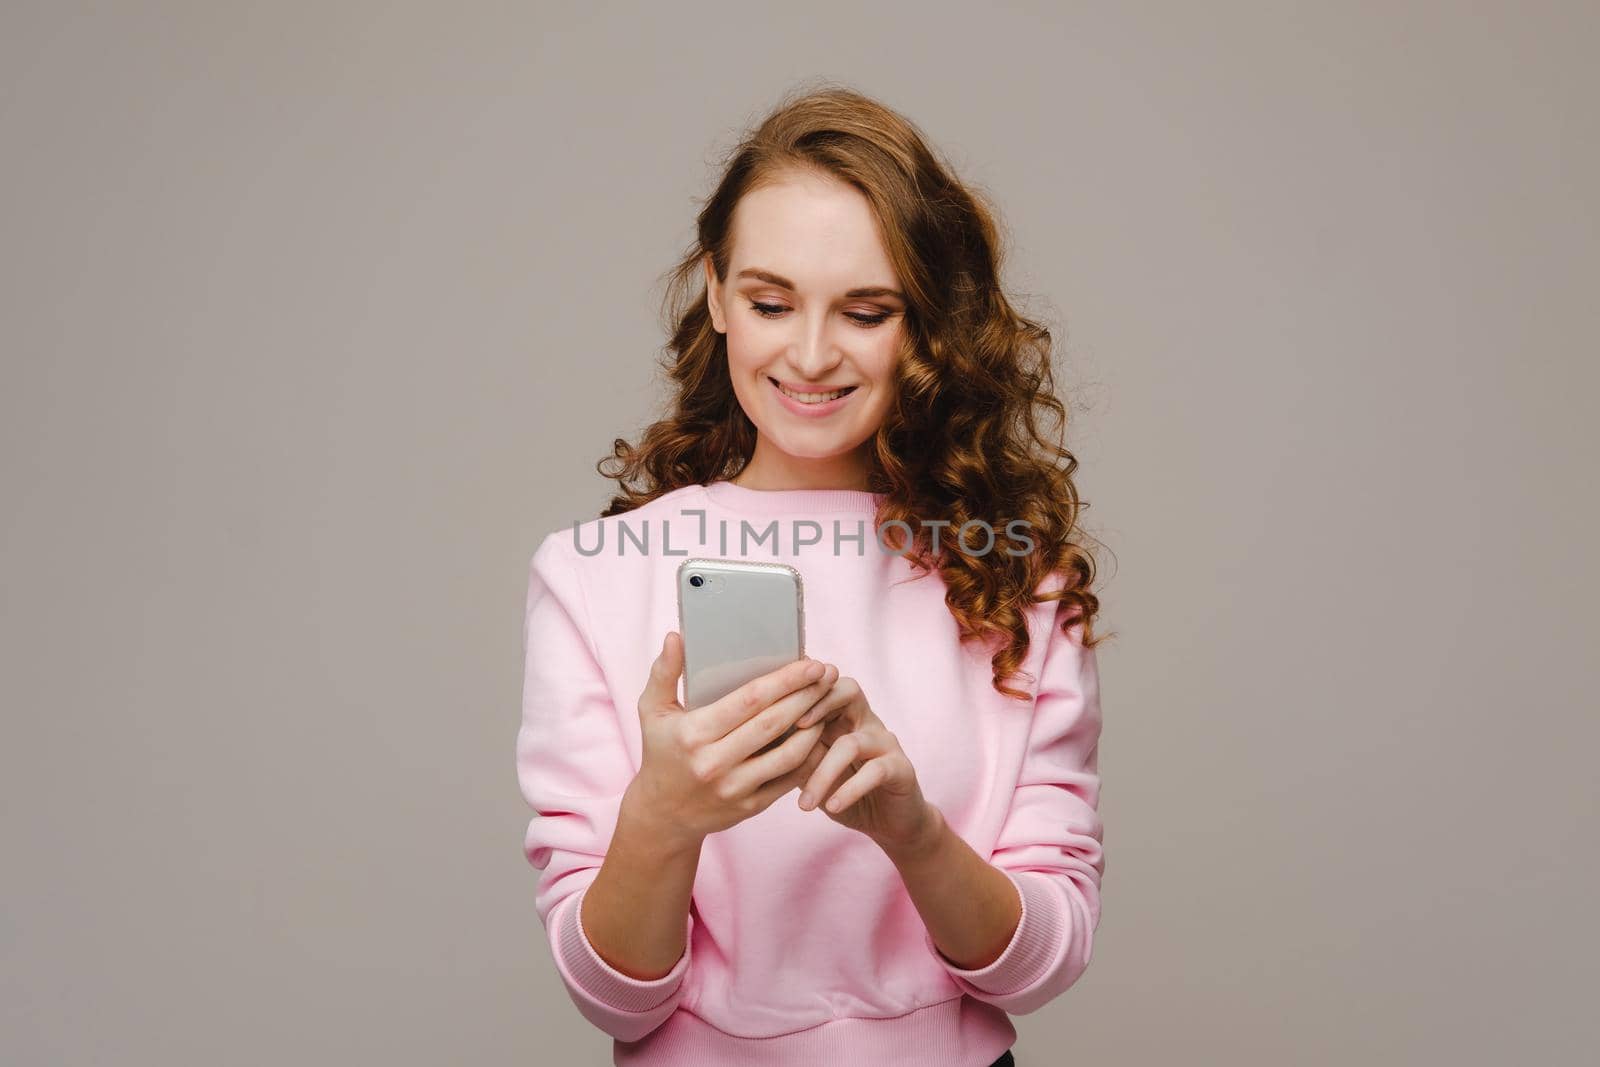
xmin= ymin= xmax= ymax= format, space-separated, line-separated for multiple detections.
xmin=3 ymin=2 xmax=1595 ymax=1063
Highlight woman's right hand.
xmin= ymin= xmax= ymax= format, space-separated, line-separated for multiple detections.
xmin=626 ymin=630 xmax=837 ymax=849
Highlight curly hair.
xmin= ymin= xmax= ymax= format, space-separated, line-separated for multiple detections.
xmin=597 ymin=81 xmax=1113 ymax=700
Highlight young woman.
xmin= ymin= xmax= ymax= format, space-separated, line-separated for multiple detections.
xmin=517 ymin=84 xmax=1109 ymax=1066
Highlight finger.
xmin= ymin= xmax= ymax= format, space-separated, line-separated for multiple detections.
xmin=638 ymin=631 xmax=685 ymax=715
xmin=795 ymin=683 xmax=851 ymax=730
xmin=741 ymin=723 xmax=827 ymax=805
xmin=694 ymin=657 xmax=826 ymax=737
xmin=797 ymin=674 xmax=862 ymax=730
xmin=788 ymin=742 xmax=830 ymax=808
xmin=798 ymin=731 xmax=865 ymax=812
xmin=820 ymin=756 xmax=891 ymax=814
xmin=711 ymin=664 xmax=837 ymax=771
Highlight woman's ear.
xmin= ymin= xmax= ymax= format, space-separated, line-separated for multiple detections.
xmin=703 ymin=254 xmax=726 ymax=334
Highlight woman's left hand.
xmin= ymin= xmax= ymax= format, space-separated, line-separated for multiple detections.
xmin=793 ymin=669 xmax=940 ymax=857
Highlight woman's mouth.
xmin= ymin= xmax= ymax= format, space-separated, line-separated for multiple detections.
xmin=769 ymin=377 xmax=858 ymax=417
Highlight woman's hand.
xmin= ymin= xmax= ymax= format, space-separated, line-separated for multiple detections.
xmin=792 ymin=671 xmax=940 ymax=856
xmin=627 ymin=631 xmax=837 ymax=851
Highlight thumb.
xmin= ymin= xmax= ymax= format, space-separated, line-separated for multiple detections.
xmin=640 ymin=630 xmax=685 ymax=715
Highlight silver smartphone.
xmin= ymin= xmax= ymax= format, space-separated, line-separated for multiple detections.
xmin=676 ymin=558 xmax=807 ymax=754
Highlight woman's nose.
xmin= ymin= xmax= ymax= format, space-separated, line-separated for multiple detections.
xmin=791 ymin=318 xmax=843 ymax=377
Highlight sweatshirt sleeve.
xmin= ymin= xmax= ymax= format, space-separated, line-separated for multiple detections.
xmin=924 ymin=591 xmax=1105 ymax=1015
xmin=516 ymin=532 xmax=692 ymax=1041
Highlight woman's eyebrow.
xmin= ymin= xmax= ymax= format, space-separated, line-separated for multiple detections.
xmin=734 ymin=267 xmax=904 ymax=301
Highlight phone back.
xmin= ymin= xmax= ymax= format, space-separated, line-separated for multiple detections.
xmin=677 ymin=558 xmax=805 ymax=710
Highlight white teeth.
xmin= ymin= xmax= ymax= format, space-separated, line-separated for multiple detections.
xmin=777 ymin=383 xmax=851 ymax=403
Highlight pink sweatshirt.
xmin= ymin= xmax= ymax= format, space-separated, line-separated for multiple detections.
xmin=516 ymin=480 xmax=1105 ymax=1065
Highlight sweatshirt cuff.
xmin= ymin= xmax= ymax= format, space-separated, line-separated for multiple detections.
xmin=924 ymin=868 xmax=1065 ymax=995
xmin=554 ymin=885 xmax=692 ymax=1012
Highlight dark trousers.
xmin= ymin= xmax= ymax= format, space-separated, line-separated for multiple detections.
xmin=988 ymin=1050 xmax=1015 ymax=1066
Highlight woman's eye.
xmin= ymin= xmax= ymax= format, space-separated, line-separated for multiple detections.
xmin=845 ymin=312 xmax=890 ymax=328
xmin=747 ymin=301 xmax=891 ymax=329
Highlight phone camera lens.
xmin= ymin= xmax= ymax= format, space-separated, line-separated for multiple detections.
xmin=689 ymin=574 xmax=704 ymax=588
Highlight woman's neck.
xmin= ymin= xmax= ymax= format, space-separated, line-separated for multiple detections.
xmin=731 ymin=447 xmax=874 ymax=492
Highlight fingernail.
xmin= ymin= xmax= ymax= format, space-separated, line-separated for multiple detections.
xmin=804 ymin=661 xmax=824 ymax=681
xmin=798 ymin=791 xmax=814 ymax=810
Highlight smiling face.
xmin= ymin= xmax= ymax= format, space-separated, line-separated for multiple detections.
xmin=704 ymin=169 xmax=905 ymax=491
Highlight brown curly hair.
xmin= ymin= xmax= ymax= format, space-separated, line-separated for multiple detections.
xmin=597 ymin=81 xmax=1113 ymax=700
